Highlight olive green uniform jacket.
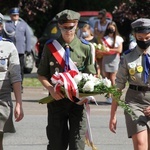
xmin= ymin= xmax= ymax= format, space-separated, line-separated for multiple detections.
xmin=37 ymin=35 xmax=96 ymax=79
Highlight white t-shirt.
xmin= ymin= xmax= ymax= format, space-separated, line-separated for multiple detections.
xmin=102 ymin=35 xmax=124 ymax=48
xmin=97 ymin=20 xmax=111 ymax=32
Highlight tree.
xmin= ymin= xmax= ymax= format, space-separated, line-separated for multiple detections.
xmin=112 ymin=0 xmax=150 ymax=50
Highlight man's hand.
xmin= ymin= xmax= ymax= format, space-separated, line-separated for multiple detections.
xmin=49 ymin=86 xmax=64 ymax=100
xmin=14 ymin=103 xmax=24 ymax=122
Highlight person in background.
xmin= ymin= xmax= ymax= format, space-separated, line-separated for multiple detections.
xmin=100 ymin=21 xmax=123 ymax=103
xmin=80 ymin=23 xmax=98 ymax=43
xmin=0 ymin=13 xmax=24 ymax=150
xmin=94 ymin=9 xmax=111 ymax=78
xmin=37 ymin=9 xmax=96 ymax=150
xmin=79 ymin=23 xmax=98 ymax=73
xmin=4 ymin=7 xmax=31 ymax=91
xmin=129 ymin=33 xmax=137 ymax=49
xmin=94 ymin=9 xmax=111 ymax=43
xmin=109 ymin=18 xmax=150 ymax=150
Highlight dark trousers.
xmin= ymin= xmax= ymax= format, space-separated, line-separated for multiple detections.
xmin=18 ymin=54 xmax=24 ymax=83
xmin=46 ymin=98 xmax=87 ymax=150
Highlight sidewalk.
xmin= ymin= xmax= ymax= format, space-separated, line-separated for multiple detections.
xmin=3 ymin=87 xmax=133 ymax=150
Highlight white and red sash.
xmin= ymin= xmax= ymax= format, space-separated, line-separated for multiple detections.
xmin=102 ymin=37 xmax=112 ymax=48
xmin=47 ymin=40 xmax=79 ymax=72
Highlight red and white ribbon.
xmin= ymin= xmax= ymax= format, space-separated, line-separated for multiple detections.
xmin=51 ymin=70 xmax=79 ymax=101
xmin=48 ymin=40 xmax=79 ymax=72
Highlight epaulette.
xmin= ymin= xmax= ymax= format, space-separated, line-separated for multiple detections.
xmin=123 ymin=49 xmax=133 ymax=55
xmin=46 ymin=39 xmax=54 ymax=45
xmin=80 ymin=38 xmax=89 ymax=45
xmin=5 ymin=20 xmax=11 ymax=23
xmin=1 ymin=37 xmax=12 ymax=42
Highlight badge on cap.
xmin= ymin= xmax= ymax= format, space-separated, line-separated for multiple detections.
xmin=129 ymin=68 xmax=136 ymax=75
xmin=136 ymin=66 xmax=143 ymax=73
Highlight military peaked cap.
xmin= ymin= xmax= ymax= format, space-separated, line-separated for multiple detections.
xmin=131 ymin=18 xmax=150 ymax=33
xmin=56 ymin=9 xmax=80 ymax=24
xmin=9 ymin=7 xmax=20 ymax=14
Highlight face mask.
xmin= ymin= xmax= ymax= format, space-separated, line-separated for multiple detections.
xmin=136 ymin=39 xmax=150 ymax=50
xmin=82 ymin=31 xmax=89 ymax=38
xmin=107 ymin=28 xmax=115 ymax=34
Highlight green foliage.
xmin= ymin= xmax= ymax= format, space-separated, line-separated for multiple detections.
xmin=0 ymin=0 xmax=149 ymax=39
xmin=77 ymin=77 xmax=136 ymax=118
xmin=23 ymin=78 xmax=42 ymax=87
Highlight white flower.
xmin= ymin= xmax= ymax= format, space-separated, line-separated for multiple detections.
xmin=83 ymin=81 xmax=94 ymax=92
xmin=102 ymin=77 xmax=111 ymax=87
xmin=97 ymin=44 xmax=102 ymax=49
xmin=93 ymin=43 xmax=97 ymax=47
xmin=82 ymin=73 xmax=89 ymax=80
xmin=74 ymin=72 xmax=82 ymax=85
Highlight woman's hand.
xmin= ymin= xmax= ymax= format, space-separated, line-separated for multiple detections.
xmin=109 ymin=116 xmax=117 ymax=133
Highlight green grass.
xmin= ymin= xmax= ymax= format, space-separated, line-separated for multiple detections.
xmin=23 ymin=78 xmax=42 ymax=87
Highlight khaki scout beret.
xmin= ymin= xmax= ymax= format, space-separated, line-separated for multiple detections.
xmin=0 ymin=13 xmax=3 ymax=24
xmin=56 ymin=9 xmax=80 ymax=24
xmin=131 ymin=18 xmax=150 ymax=33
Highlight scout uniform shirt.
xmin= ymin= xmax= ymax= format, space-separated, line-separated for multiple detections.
xmin=37 ymin=35 xmax=96 ymax=81
xmin=116 ymin=45 xmax=150 ymax=90
xmin=0 ymin=37 xmax=21 ymax=101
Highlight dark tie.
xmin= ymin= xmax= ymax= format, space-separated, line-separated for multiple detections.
xmin=144 ymin=54 xmax=150 ymax=83
xmin=64 ymin=45 xmax=70 ymax=72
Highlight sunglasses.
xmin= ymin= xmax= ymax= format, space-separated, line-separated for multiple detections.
xmin=12 ymin=14 xmax=19 ymax=16
xmin=60 ymin=25 xmax=76 ymax=32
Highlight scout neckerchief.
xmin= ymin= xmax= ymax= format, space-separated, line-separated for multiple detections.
xmin=143 ymin=53 xmax=150 ymax=83
xmin=47 ymin=40 xmax=78 ymax=72
xmin=64 ymin=45 xmax=70 ymax=72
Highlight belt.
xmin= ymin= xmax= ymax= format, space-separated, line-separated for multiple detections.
xmin=129 ymin=84 xmax=150 ymax=91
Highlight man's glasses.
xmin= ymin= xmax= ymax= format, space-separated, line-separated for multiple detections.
xmin=60 ymin=25 xmax=76 ymax=32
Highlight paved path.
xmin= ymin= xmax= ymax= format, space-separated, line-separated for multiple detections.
xmin=3 ymin=86 xmax=133 ymax=150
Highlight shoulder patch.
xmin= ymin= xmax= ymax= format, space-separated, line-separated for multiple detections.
xmin=46 ymin=39 xmax=54 ymax=45
xmin=2 ymin=38 xmax=12 ymax=42
xmin=5 ymin=20 xmax=11 ymax=23
xmin=80 ymin=38 xmax=89 ymax=45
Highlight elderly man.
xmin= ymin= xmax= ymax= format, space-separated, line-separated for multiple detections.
xmin=109 ymin=18 xmax=150 ymax=150
xmin=4 ymin=7 xmax=31 ymax=90
xmin=37 ymin=9 xmax=96 ymax=150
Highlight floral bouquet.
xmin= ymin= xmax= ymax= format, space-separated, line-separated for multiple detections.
xmin=93 ymin=43 xmax=116 ymax=58
xmin=39 ymin=70 xmax=134 ymax=117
